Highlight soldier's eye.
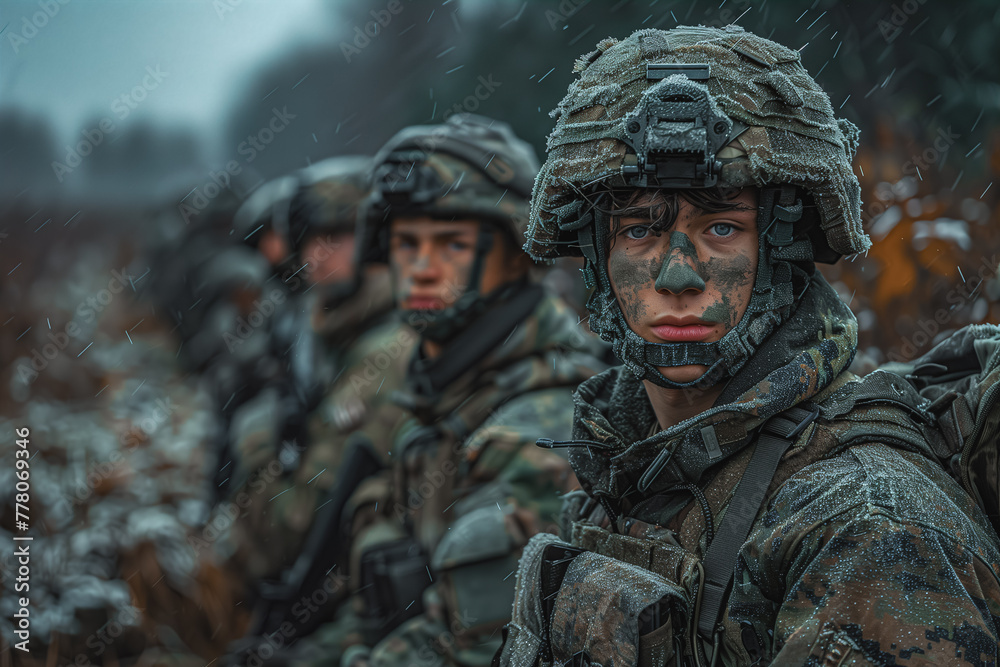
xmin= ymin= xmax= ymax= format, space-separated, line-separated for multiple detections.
xmin=624 ymin=225 xmax=651 ymax=240
xmin=710 ymin=223 xmax=735 ymax=238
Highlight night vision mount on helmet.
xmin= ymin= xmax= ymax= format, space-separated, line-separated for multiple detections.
xmin=621 ymin=64 xmax=742 ymax=190
xmin=524 ymin=26 xmax=871 ymax=389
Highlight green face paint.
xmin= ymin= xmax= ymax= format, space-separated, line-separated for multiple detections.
xmin=607 ymin=226 xmax=757 ymax=334
xmin=607 ymin=250 xmax=660 ymax=326
xmin=701 ymin=252 xmax=756 ymax=328
xmin=655 ymin=232 xmax=707 ymax=294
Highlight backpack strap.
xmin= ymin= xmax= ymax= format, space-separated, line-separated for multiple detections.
xmin=696 ymin=403 xmax=820 ymax=641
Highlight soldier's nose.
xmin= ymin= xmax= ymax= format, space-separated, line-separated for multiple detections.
xmin=654 ymin=232 xmax=706 ymax=294
xmin=410 ymin=252 xmax=443 ymax=283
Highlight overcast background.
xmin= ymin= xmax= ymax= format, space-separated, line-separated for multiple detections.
xmin=3 ymin=0 xmax=1000 ymax=396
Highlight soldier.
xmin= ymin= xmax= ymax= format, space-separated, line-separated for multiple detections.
xmin=495 ymin=26 xmax=1000 ymax=666
xmin=286 ymin=114 xmax=608 ymax=667
xmin=223 ymin=156 xmax=402 ymax=498
xmin=220 ymin=156 xmax=418 ymax=663
xmin=231 ymin=173 xmax=298 ymax=269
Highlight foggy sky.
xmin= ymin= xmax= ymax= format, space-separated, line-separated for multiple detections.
xmin=1 ymin=0 xmax=339 ymax=157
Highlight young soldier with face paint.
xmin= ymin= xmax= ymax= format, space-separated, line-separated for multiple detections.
xmin=605 ymin=187 xmax=760 ymax=421
xmin=219 ymin=157 xmax=420 ymax=659
xmin=495 ymin=26 xmax=1000 ymax=666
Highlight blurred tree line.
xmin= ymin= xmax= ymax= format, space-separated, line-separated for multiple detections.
xmin=3 ymin=0 xmax=1000 ymax=362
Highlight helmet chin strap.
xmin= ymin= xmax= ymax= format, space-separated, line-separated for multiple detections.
xmin=582 ymin=211 xmax=729 ymax=389
xmin=578 ymin=186 xmax=810 ymax=390
xmin=398 ymin=222 xmax=520 ymax=345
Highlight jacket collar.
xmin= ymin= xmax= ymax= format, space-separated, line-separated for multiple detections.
xmin=395 ymin=288 xmax=608 ymax=425
xmin=569 ymin=271 xmax=858 ymax=507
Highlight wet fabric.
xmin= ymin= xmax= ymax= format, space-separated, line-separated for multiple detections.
xmin=547 ymin=549 xmax=686 ymax=666
xmin=524 ymin=25 xmax=868 ymax=263
xmin=294 ymin=291 xmax=607 ymax=667
xmin=504 ymin=271 xmax=1000 ymax=665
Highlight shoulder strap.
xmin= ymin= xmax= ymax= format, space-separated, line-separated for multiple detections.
xmin=696 ymin=404 xmax=819 ymax=640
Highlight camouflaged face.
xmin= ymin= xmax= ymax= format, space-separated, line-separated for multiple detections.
xmin=568 ymin=271 xmax=858 ymax=504
xmin=526 ymin=25 xmax=869 ymax=262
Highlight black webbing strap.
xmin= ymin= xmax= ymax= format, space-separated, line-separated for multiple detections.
xmin=251 ymin=433 xmax=384 ymax=639
xmin=412 ymin=283 xmax=544 ymax=396
xmin=696 ymin=404 xmax=819 ymax=640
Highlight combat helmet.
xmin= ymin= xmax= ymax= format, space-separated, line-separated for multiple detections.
xmin=286 ymin=156 xmax=373 ymax=307
xmin=360 ymin=113 xmax=540 ymax=342
xmin=232 ymin=174 xmax=299 ymax=256
xmin=525 ymin=25 xmax=870 ymax=388
xmin=286 ymin=155 xmax=373 ymax=252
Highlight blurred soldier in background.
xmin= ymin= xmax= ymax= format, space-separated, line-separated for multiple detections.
xmin=273 ymin=114 xmax=608 ymax=667
xmin=146 ymin=195 xmax=290 ymax=504
xmin=219 ymin=156 xmax=418 ymax=662
xmin=232 ymin=173 xmax=299 ymax=270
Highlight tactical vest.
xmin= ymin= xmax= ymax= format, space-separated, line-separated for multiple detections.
xmin=352 ymin=288 xmax=604 ymax=652
xmin=496 ymin=324 xmax=1000 ymax=667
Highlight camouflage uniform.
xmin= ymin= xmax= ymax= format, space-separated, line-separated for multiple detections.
xmin=225 ymin=275 xmax=412 ymax=587
xmin=146 ymin=218 xmax=292 ymax=506
xmin=220 ymin=157 xmax=416 ymax=651
xmin=284 ymin=115 xmax=609 ymax=667
xmin=503 ymin=276 xmax=1000 ymax=665
xmin=496 ymin=26 xmax=1000 ymax=667
xmin=364 ymin=292 xmax=607 ymax=667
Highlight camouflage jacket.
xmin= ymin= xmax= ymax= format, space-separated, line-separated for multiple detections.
xmin=223 ymin=271 xmax=412 ymax=588
xmin=391 ymin=290 xmax=608 ymax=549
xmin=501 ymin=273 xmax=1000 ymax=666
xmin=354 ymin=287 xmax=609 ymax=666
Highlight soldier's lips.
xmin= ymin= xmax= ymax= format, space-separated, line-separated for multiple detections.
xmin=403 ymin=297 xmax=446 ymax=310
xmin=650 ymin=324 xmax=715 ymax=342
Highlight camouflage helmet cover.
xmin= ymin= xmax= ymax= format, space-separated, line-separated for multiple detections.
xmin=289 ymin=155 xmax=373 ymax=236
xmin=363 ymin=113 xmax=541 ymax=262
xmin=525 ymin=25 xmax=870 ymax=262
